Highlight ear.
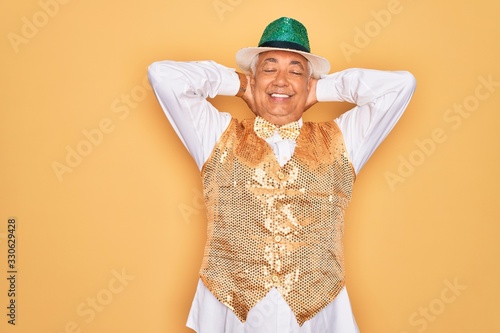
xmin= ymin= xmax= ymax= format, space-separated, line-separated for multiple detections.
xmin=305 ymin=73 xmax=315 ymax=93
xmin=250 ymin=72 xmax=256 ymax=88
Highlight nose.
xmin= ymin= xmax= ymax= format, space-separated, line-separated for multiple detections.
xmin=273 ymin=70 xmax=289 ymax=87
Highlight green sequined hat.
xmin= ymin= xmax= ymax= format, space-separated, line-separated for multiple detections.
xmin=236 ymin=17 xmax=330 ymax=78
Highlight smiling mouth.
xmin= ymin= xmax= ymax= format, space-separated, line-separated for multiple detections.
xmin=270 ymin=93 xmax=291 ymax=98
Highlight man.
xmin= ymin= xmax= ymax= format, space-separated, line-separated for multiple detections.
xmin=149 ymin=17 xmax=415 ymax=333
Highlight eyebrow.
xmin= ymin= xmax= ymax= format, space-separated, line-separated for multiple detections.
xmin=290 ymin=60 xmax=305 ymax=70
xmin=262 ymin=57 xmax=305 ymax=70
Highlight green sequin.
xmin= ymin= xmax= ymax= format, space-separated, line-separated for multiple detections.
xmin=258 ymin=17 xmax=311 ymax=52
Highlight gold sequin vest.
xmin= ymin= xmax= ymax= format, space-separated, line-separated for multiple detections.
xmin=200 ymin=118 xmax=355 ymax=325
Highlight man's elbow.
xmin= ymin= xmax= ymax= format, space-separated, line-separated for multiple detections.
xmin=148 ymin=60 xmax=180 ymax=81
xmin=400 ymin=71 xmax=417 ymax=94
xmin=147 ymin=61 xmax=163 ymax=86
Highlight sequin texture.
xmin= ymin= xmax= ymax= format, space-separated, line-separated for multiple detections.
xmin=258 ymin=17 xmax=311 ymax=52
xmin=200 ymin=118 xmax=355 ymax=325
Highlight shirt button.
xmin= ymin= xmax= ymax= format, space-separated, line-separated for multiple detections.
xmin=277 ymin=171 xmax=285 ymax=180
xmin=272 ymin=275 xmax=279 ymax=282
xmin=274 ymin=235 xmax=282 ymax=242
xmin=275 ymin=202 xmax=283 ymax=210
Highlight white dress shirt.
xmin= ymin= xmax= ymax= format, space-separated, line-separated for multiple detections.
xmin=148 ymin=60 xmax=416 ymax=333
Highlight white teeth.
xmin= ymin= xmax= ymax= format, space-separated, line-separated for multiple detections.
xmin=271 ymin=93 xmax=290 ymax=98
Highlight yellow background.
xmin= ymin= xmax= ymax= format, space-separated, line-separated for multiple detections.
xmin=1 ymin=0 xmax=499 ymax=332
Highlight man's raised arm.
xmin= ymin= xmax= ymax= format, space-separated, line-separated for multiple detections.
xmin=148 ymin=60 xmax=240 ymax=169
xmin=317 ymin=69 xmax=416 ymax=173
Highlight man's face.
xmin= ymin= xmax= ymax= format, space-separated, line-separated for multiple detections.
xmin=250 ymin=50 xmax=312 ymax=125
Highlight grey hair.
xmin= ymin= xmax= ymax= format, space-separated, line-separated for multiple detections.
xmin=249 ymin=53 xmax=313 ymax=78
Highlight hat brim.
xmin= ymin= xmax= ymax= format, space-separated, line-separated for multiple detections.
xmin=236 ymin=47 xmax=330 ymax=79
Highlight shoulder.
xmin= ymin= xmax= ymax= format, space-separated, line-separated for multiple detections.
xmin=303 ymin=120 xmax=342 ymax=136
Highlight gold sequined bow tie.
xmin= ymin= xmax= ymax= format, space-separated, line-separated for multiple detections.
xmin=253 ymin=116 xmax=301 ymax=140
